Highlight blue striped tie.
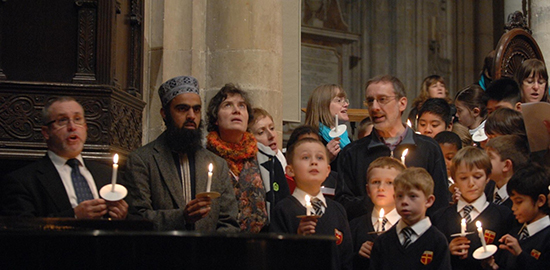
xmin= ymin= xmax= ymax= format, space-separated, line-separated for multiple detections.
xmin=66 ymin=159 xmax=94 ymax=203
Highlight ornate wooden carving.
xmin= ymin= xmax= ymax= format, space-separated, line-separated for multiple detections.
xmin=493 ymin=12 xmax=544 ymax=80
xmin=0 ymin=0 xmax=144 ymax=175
xmin=0 ymin=82 xmax=144 ymax=161
xmin=73 ymin=0 xmax=98 ymax=83
xmin=127 ymin=0 xmax=143 ymax=97
xmin=0 ymin=0 xmax=5 ymax=80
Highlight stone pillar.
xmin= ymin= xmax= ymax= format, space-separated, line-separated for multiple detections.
xmin=204 ymin=1 xmax=283 ymax=137
xmin=531 ymin=0 xmax=550 ymax=60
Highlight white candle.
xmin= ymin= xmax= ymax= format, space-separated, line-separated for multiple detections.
xmin=305 ymin=195 xmax=313 ymax=216
xmin=207 ymin=163 xmax=213 ymax=192
xmin=401 ymin=148 xmax=408 ymax=165
xmin=476 ymin=221 xmax=487 ymax=252
xmin=335 ymin=114 xmax=339 ymax=133
xmin=461 ymin=218 xmax=466 ymax=235
xmin=407 ymin=119 xmax=412 ymax=128
xmin=111 ymin=154 xmax=119 ymax=192
xmin=378 ymin=208 xmax=385 ymax=232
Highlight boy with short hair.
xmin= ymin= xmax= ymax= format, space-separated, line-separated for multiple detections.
xmin=369 ymin=167 xmax=451 ymax=269
xmin=484 ymin=135 xmax=530 ymax=209
xmin=483 ymin=77 xmax=522 ymax=115
xmin=434 ymin=131 xmax=463 ymax=187
xmin=271 ymin=138 xmax=353 ymax=270
xmin=417 ymin=98 xmax=453 ymax=138
xmin=350 ymin=157 xmax=406 ymax=269
xmin=432 ymin=147 xmax=514 ymax=270
xmin=489 ymin=164 xmax=550 ymax=269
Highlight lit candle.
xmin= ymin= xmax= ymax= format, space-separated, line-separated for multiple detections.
xmin=401 ymin=148 xmax=408 ymax=165
xmin=335 ymin=114 xmax=339 ymax=133
xmin=407 ymin=119 xmax=412 ymax=128
xmin=476 ymin=221 xmax=487 ymax=252
xmin=207 ymin=163 xmax=213 ymax=192
xmin=305 ymin=195 xmax=313 ymax=216
xmin=111 ymin=154 xmax=119 ymax=192
xmin=378 ymin=208 xmax=385 ymax=232
xmin=461 ymin=218 xmax=466 ymax=235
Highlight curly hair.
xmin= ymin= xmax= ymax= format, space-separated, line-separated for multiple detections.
xmin=206 ymin=84 xmax=254 ymax=132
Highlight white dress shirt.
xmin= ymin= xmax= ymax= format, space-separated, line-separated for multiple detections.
xmin=457 ymin=193 xmax=489 ymax=222
xmin=48 ymin=151 xmax=99 ymax=208
xmin=396 ymin=217 xmax=432 ymax=246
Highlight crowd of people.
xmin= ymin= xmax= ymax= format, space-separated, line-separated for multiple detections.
xmin=2 ymin=57 xmax=550 ymax=269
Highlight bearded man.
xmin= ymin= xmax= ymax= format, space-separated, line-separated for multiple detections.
xmin=122 ymin=76 xmax=239 ymax=232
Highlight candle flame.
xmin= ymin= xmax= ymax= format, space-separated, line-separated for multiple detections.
xmin=305 ymin=195 xmax=310 ymax=204
xmin=476 ymin=221 xmax=482 ymax=228
xmin=379 ymin=208 xmax=385 ymax=218
xmin=407 ymin=119 xmax=412 ymax=128
xmin=208 ymin=163 xmax=213 ymax=173
xmin=402 ymin=148 xmax=408 ymax=158
xmin=113 ymin=153 xmax=119 ymax=164
xmin=461 ymin=218 xmax=466 ymax=226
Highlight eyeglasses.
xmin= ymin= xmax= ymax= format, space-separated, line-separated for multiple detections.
xmin=332 ymin=97 xmax=350 ymax=105
xmin=364 ymin=96 xmax=397 ymax=107
xmin=45 ymin=116 xmax=86 ymax=127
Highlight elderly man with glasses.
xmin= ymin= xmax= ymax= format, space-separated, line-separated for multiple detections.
xmin=1 ymin=97 xmax=128 ymax=219
xmin=336 ymin=75 xmax=450 ymax=221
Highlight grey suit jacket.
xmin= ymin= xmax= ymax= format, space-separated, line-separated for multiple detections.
xmin=122 ymin=132 xmax=239 ymax=232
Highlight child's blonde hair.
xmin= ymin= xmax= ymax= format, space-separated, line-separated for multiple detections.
xmin=450 ymin=146 xmax=492 ymax=179
xmin=367 ymin=157 xmax=406 ymax=183
xmin=394 ymin=167 xmax=434 ymax=197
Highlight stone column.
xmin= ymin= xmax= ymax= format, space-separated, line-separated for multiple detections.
xmin=530 ymin=0 xmax=550 ymax=60
xmin=204 ymin=1 xmax=283 ymax=137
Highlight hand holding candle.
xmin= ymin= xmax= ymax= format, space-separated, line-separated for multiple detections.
xmin=111 ymin=154 xmax=119 ymax=192
xmin=378 ymin=208 xmax=385 ymax=232
xmin=206 ymin=163 xmax=213 ymax=192
xmin=401 ymin=148 xmax=408 ymax=165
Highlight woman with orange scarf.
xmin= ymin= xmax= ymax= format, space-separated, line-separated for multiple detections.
xmin=206 ymin=84 xmax=289 ymax=233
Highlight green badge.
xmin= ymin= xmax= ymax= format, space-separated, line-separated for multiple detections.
xmin=273 ymin=182 xmax=279 ymax=192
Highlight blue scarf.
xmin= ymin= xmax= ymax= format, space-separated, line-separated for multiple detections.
xmin=319 ymin=123 xmax=351 ymax=148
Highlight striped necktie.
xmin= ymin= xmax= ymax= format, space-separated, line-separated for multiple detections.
xmin=402 ymin=227 xmax=414 ymax=248
xmin=494 ymin=193 xmax=502 ymax=204
xmin=462 ymin=205 xmax=474 ymax=223
xmin=381 ymin=217 xmax=389 ymax=231
xmin=519 ymin=225 xmax=529 ymax=240
xmin=311 ymin=197 xmax=324 ymax=216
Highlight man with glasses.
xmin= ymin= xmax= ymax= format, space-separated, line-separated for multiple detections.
xmin=121 ymin=76 xmax=239 ymax=232
xmin=336 ymin=75 xmax=449 ymax=221
xmin=1 ymin=97 xmax=128 ymax=219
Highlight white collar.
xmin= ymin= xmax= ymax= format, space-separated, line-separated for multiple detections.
xmin=396 ymin=217 xmax=431 ymax=237
xmin=494 ymin=183 xmax=509 ymax=200
xmin=457 ymin=193 xmax=489 ymax=213
xmin=371 ymin=207 xmax=400 ymax=226
xmin=526 ymin=215 xmax=550 ymax=237
xmin=292 ymin=187 xmax=327 ymax=208
xmin=48 ymin=150 xmax=84 ymax=168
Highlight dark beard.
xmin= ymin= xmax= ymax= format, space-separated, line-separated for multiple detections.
xmin=165 ymin=114 xmax=203 ymax=155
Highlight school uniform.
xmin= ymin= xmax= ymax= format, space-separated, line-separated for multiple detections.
xmin=369 ymin=218 xmax=451 ymax=270
xmin=432 ymin=194 xmax=515 ymax=270
xmin=270 ymin=188 xmax=353 ymax=270
xmin=498 ymin=216 xmax=550 ymax=269
xmin=350 ymin=208 xmax=400 ymax=270
xmin=484 ymin=180 xmax=512 ymax=209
